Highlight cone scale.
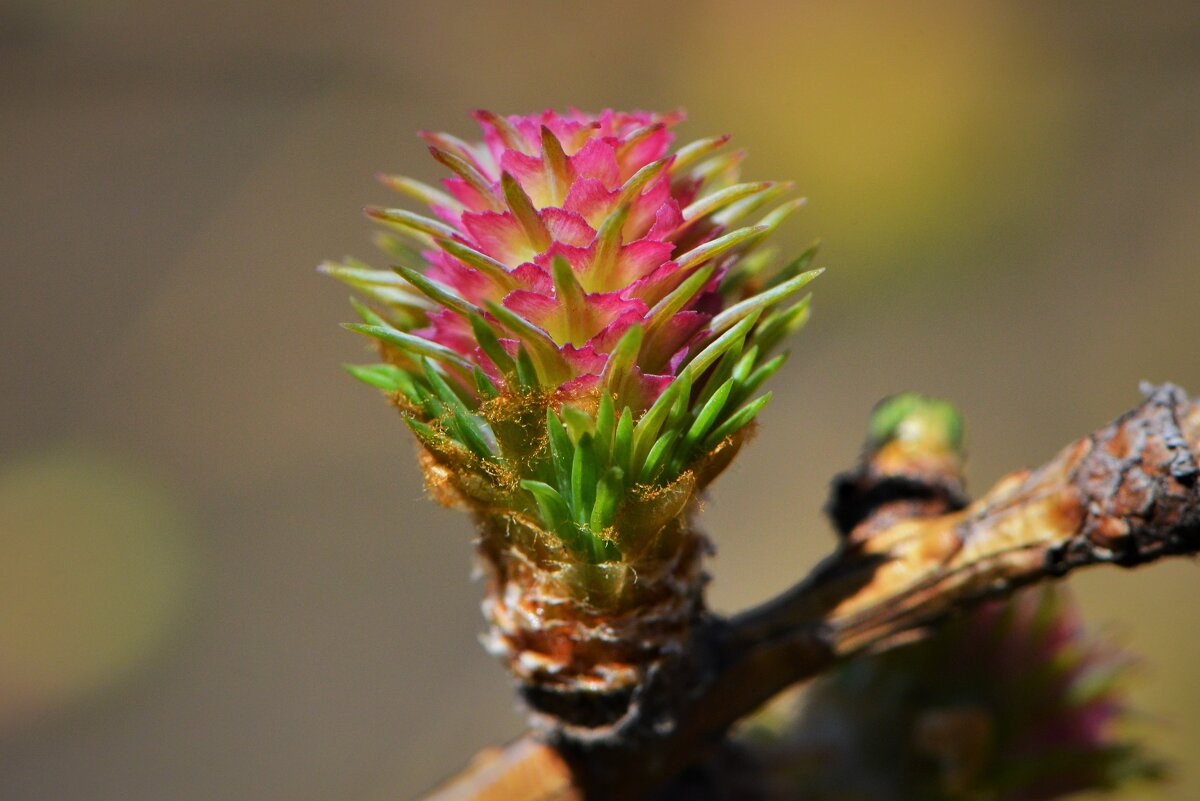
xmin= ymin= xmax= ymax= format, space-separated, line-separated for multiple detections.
xmin=325 ymin=109 xmax=820 ymax=721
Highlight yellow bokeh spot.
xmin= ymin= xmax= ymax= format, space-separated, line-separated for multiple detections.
xmin=0 ymin=447 xmax=196 ymax=731
xmin=676 ymin=0 xmax=1068 ymax=270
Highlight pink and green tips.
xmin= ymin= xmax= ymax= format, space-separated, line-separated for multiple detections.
xmin=324 ymin=109 xmax=820 ymax=554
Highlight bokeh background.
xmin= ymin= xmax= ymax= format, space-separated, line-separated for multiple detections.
xmin=3 ymin=1 xmax=1199 ymax=798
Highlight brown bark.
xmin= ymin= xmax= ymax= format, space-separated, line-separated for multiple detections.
xmin=420 ymin=383 xmax=1200 ymax=801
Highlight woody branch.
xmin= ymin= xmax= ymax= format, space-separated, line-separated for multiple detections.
xmin=423 ymin=382 xmax=1200 ymax=801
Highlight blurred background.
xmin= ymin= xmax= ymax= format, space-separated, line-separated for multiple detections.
xmin=2 ymin=0 xmax=1199 ymax=798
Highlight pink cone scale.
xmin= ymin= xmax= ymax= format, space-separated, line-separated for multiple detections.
xmin=325 ymin=109 xmax=821 ymax=696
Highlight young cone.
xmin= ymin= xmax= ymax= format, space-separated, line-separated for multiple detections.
xmin=741 ymin=587 xmax=1161 ymax=800
xmin=326 ymin=109 xmax=820 ymax=721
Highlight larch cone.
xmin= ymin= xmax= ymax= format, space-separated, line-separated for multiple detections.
xmin=326 ymin=108 xmax=817 ymax=727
